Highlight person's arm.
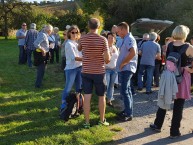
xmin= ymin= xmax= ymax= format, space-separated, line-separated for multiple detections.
xmin=138 ymin=50 xmax=142 ymax=56
xmin=33 ymin=33 xmax=46 ymax=56
xmin=65 ymin=42 xmax=81 ymax=62
xmin=186 ymin=45 xmax=193 ymax=57
xmin=156 ymin=53 xmax=162 ymax=60
xmin=78 ymin=39 xmax=82 ymax=51
xmin=120 ymin=47 xmax=136 ymax=70
xmin=34 ymin=33 xmax=44 ymax=49
xmin=184 ymin=66 xmax=193 ymax=73
xmin=156 ymin=44 xmax=162 ymax=60
xmin=24 ymin=31 xmax=29 ymax=48
xmin=75 ymin=57 xmax=82 ymax=61
xmin=104 ymin=50 xmax=111 ymax=64
xmin=103 ymin=39 xmax=111 ymax=64
xmin=16 ymin=30 xmax=26 ymax=39
xmin=138 ymin=43 xmax=143 ymax=56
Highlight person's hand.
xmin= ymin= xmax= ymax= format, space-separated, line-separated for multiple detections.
xmin=184 ymin=66 xmax=192 ymax=73
xmin=24 ymin=45 xmax=27 ymax=50
xmin=41 ymin=49 xmax=46 ymax=56
xmin=120 ymin=63 xmax=126 ymax=70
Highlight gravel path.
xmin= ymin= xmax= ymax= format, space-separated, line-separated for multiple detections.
xmin=111 ymin=87 xmax=193 ymax=145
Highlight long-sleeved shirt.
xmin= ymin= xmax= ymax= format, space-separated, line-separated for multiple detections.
xmin=61 ymin=40 xmax=67 ymax=58
xmin=65 ymin=39 xmax=82 ymax=70
xmin=25 ymin=29 xmax=38 ymax=50
xmin=53 ymin=33 xmax=61 ymax=46
xmin=48 ymin=34 xmax=55 ymax=49
xmin=33 ymin=31 xmax=49 ymax=52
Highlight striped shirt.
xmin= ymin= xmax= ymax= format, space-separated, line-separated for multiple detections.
xmin=80 ymin=33 xmax=109 ymax=74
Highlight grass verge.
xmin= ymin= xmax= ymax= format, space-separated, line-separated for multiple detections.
xmin=0 ymin=39 xmax=121 ymax=145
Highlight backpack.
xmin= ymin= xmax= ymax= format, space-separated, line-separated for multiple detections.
xmin=71 ymin=93 xmax=84 ymax=117
xmin=59 ymin=91 xmax=84 ymax=121
xmin=165 ymin=42 xmax=189 ymax=84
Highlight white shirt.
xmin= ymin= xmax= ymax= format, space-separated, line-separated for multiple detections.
xmin=105 ymin=45 xmax=118 ymax=69
xmin=65 ymin=39 xmax=82 ymax=70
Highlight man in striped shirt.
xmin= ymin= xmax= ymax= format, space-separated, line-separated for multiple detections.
xmin=78 ymin=18 xmax=111 ymax=128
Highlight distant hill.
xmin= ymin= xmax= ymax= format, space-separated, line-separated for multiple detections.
xmin=38 ymin=1 xmax=82 ymax=13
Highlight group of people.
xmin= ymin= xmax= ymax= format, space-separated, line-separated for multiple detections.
xmin=16 ymin=23 xmax=61 ymax=67
xmin=16 ymin=23 xmax=62 ymax=88
xmin=16 ymin=17 xmax=193 ymax=138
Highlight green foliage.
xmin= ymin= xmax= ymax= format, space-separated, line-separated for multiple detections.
xmin=81 ymin=0 xmax=193 ymax=37
xmin=49 ymin=8 xmax=90 ymax=32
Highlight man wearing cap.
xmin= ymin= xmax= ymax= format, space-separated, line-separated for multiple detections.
xmin=16 ymin=23 xmax=28 ymax=64
xmin=25 ymin=23 xmax=38 ymax=67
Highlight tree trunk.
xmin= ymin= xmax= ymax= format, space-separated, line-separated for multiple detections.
xmin=4 ymin=13 xmax=8 ymax=40
xmin=2 ymin=0 xmax=8 ymax=39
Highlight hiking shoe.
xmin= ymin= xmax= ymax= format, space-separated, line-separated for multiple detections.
xmin=116 ymin=111 xmax=125 ymax=117
xmin=137 ymin=88 xmax=143 ymax=91
xmin=107 ymin=102 xmax=114 ymax=108
xmin=145 ymin=91 xmax=153 ymax=95
xmin=98 ymin=119 xmax=110 ymax=126
xmin=169 ymin=133 xmax=181 ymax=139
xmin=149 ymin=123 xmax=161 ymax=132
xmin=83 ymin=122 xmax=90 ymax=129
xmin=117 ymin=114 xmax=133 ymax=122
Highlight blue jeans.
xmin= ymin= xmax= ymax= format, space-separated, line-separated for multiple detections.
xmin=61 ymin=66 xmax=82 ymax=109
xmin=105 ymin=69 xmax=117 ymax=101
xmin=119 ymin=70 xmax=133 ymax=117
xmin=35 ymin=62 xmax=45 ymax=88
xmin=27 ymin=49 xmax=33 ymax=67
xmin=18 ymin=45 xmax=27 ymax=64
xmin=138 ymin=64 xmax=155 ymax=92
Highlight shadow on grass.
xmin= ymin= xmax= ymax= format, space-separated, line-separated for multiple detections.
xmin=0 ymin=116 xmax=85 ymax=145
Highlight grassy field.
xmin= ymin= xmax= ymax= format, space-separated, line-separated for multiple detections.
xmin=0 ymin=39 xmax=121 ymax=145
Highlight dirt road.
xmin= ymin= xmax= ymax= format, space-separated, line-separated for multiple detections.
xmin=112 ymin=87 xmax=193 ymax=145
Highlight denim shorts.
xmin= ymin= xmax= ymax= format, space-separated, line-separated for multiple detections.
xmin=81 ymin=73 xmax=105 ymax=96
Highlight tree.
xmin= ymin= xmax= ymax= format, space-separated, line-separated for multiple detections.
xmin=0 ymin=0 xmax=32 ymax=39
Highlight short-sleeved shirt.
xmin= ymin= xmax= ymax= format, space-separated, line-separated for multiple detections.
xmin=116 ymin=33 xmax=138 ymax=73
xmin=79 ymin=33 xmax=109 ymax=74
xmin=140 ymin=41 xmax=161 ymax=66
xmin=16 ymin=29 xmax=27 ymax=46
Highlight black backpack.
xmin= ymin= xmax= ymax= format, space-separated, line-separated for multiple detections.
xmin=59 ymin=91 xmax=84 ymax=121
xmin=166 ymin=42 xmax=189 ymax=84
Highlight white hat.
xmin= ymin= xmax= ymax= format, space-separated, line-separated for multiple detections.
xmin=66 ymin=25 xmax=71 ymax=30
xmin=30 ymin=23 xmax=36 ymax=29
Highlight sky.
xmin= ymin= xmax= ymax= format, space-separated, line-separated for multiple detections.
xmin=23 ymin=0 xmax=69 ymax=3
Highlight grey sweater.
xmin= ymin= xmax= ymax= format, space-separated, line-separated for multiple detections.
xmin=157 ymin=70 xmax=178 ymax=110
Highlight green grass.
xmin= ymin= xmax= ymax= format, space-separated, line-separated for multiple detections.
xmin=0 ymin=39 xmax=120 ymax=145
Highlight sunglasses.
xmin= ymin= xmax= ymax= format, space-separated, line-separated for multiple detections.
xmin=22 ymin=25 xmax=27 ymax=26
xmin=71 ymin=32 xmax=78 ymax=34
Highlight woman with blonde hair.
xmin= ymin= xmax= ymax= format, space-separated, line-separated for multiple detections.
xmin=150 ymin=25 xmax=193 ymax=138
